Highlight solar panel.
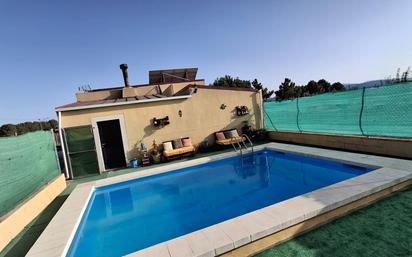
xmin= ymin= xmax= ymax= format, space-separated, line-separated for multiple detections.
xmin=149 ymin=68 xmax=198 ymax=84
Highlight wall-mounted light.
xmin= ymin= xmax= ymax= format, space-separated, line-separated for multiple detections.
xmin=153 ymin=116 xmax=170 ymax=128
xmin=178 ymin=110 xmax=182 ymax=117
xmin=235 ymin=106 xmax=249 ymax=116
xmin=189 ymin=86 xmax=198 ymax=94
xmin=220 ymin=104 xmax=227 ymax=110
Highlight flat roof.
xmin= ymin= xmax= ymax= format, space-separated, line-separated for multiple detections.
xmin=56 ymin=84 xmax=258 ymax=112
xmin=86 ymin=79 xmax=205 ymax=93
xmin=55 ymin=94 xmax=191 ymax=112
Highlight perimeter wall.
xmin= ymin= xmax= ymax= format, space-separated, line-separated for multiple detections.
xmin=0 ymin=131 xmax=65 ymax=251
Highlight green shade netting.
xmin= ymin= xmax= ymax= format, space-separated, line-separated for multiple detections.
xmin=265 ymin=82 xmax=412 ymax=138
xmin=362 ymin=83 xmax=412 ymax=137
xmin=265 ymin=99 xmax=299 ymax=131
xmin=0 ymin=131 xmax=60 ymax=216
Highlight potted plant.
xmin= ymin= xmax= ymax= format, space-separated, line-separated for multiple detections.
xmin=253 ymin=128 xmax=267 ymax=141
xmin=150 ymin=140 xmax=161 ymax=164
xmin=241 ymin=121 xmax=253 ymax=138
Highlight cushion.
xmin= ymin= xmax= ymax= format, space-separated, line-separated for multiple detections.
xmin=163 ymin=145 xmax=195 ymax=157
xmin=223 ymin=131 xmax=232 ymax=138
xmin=173 ymin=139 xmax=183 ymax=149
xmin=163 ymin=141 xmax=173 ymax=152
xmin=225 ymin=129 xmax=239 ymax=138
xmin=215 ymin=132 xmax=226 ymax=141
xmin=182 ymin=138 xmax=192 ymax=147
xmin=229 ymin=129 xmax=240 ymax=138
xmin=216 ymin=137 xmax=245 ymax=145
xmin=216 ymin=138 xmax=232 ymax=145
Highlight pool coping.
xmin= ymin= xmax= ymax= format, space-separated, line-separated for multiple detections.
xmin=25 ymin=143 xmax=412 ymax=257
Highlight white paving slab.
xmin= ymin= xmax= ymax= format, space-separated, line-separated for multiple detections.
xmin=201 ymin=225 xmax=234 ymax=255
xmin=25 ymin=142 xmax=412 ymax=257
xmin=166 ymin=236 xmax=193 ymax=257
xmin=185 ymin=230 xmax=215 ymax=257
xmin=237 ymin=210 xmax=279 ymax=241
xmin=125 ymin=243 xmax=170 ymax=257
xmin=219 ymin=218 xmax=251 ymax=248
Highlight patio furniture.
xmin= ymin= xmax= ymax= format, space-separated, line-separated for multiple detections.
xmin=215 ymin=129 xmax=246 ymax=146
xmin=163 ymin=137 xmax=195 ymax=160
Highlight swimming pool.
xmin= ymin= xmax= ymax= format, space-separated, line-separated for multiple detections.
xmin=67 ymin=149 xmax=373 ymax=257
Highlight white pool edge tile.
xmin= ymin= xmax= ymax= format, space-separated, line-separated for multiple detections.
xmin=25 ymin=142 xmax=412 ymax=257
xmin=26 ymin=184 xmax=94 ymax=257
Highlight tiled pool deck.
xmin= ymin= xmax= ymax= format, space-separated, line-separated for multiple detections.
xmin=26 ymin=143 xmax=412 ymax=257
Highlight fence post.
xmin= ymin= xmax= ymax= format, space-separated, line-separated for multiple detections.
xmin=50 ymin=129 xmax=62 ymax=173
xmin=359 ymin=87 xmax=366 ymax=136
xmin=296 ymin=97 xmax=302 ymax=132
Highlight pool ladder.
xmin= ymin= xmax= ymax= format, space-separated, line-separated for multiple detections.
xmin=231 ymin=134 xmax=254 ymax=164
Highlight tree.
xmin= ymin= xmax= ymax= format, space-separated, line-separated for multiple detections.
xmin=213 ymin=75 xmax=251 ymax=88
xmin=251 ymin=79 xmax=275 ymax=100
xmin=213 ymin=76 xmax=275 ymax=101
xmin=0 ymin=124 xmax=17 ymax=136
xmin=275 ymin=78 xmax=301 ymax=101
xmin=306 ymin=80 xmax=319 ymax=95
xmin=275 ymin=78 xmax=345 ymax=101
xmin=331 ymin=82 xmax=345 ymax=92
xmin=317 ymin=79 xmax=331 ymax=93
xmin=48 ymin=119 xmax=58 ymax=130
xmin=0 ymin=119 xmax=58 ymax=137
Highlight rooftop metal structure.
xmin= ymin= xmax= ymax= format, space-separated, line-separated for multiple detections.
xmin=149 ymin=68 xmax=198 ymax=84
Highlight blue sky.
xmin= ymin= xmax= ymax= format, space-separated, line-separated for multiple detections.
xmin=1 ymin=0 xmax=411 ymax=124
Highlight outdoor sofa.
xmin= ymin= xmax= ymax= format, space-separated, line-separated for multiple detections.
xmin=215 ymin=129 xmax=246 ymax=145
xmin=162 ymin=137 xmax=195 ymax=160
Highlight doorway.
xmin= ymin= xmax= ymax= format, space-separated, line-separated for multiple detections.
xmin=97 ymin=119 xmax=127 ymax=170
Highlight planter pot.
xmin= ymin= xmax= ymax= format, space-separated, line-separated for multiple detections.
xmin=130 ymin=159 xmax=139 ymax=168
xmin=152 ymin=154 xmax=161 ymax=164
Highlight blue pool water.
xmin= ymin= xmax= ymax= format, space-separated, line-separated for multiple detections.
xmin=67 ymin=150 xmax=373 ymax=257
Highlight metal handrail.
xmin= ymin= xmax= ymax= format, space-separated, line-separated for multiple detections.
xmin=243 ymin=134 xmax=254 ymax=155
xmin=240 ymin=139 xmax=248 ymax=150
xmin=230 ymin=136 xmax=255 ymax=166
xmin=230 ymin=140 xmax=239 ymax=152
xmin=239 ymin=142 xmax=243 ymax=166
xmin=230 ymin=139 xmax=243 ymax=152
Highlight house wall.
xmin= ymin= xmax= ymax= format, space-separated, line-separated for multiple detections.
xmin=61 ymin=88 xmax=263 ymax=162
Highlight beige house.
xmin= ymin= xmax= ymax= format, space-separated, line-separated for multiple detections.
xmin=56 ymin=66 xmax=264 ymax=179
